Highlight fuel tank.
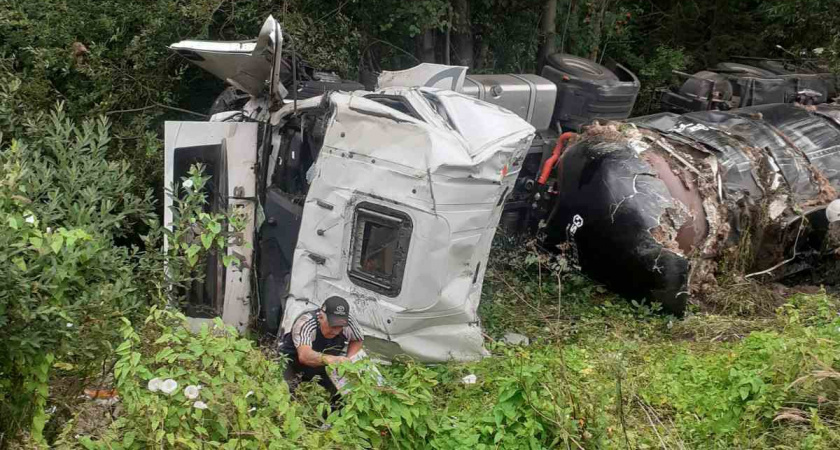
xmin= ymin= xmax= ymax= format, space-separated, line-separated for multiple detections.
xmin=544 ymin=103 xmax=840 ymax=314
xmin=461 ymin=74 xmax=557 ymax=131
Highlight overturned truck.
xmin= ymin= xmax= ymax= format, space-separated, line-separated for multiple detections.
xmin=545 ymin=104 xmax=840 ymax=314
xmin=164 ymin=17 xmax=839 ymax=361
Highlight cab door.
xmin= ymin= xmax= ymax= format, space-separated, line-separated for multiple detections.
xmin=164 ymin=121 xmax=258 ymax=332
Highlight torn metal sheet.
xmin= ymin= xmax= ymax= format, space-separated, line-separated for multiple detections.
xmin=169 ymin=16 xmax=286 ymax=99
xmin=547 ymin=103 xmax=840 ymax=314
xmin=377 ymin=63 xmax=468 ymax=92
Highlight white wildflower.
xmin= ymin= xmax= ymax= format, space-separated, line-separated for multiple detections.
xmin=160 ymin=379 xmax=178 ymax=395
xmin=24 ymin=215 xmax=36 ymax=224
xmin=813 ymin=47 xmax=825 ymax=55
xmin=182 ymin=179 xmax=194 ymax=189
xmin=245 ymin=390 xmax=254 ymax=398
xmin=248 ymin=407 xmax=256 ymax=413
xmin=147 ymin=378 xmax=162 ymax=392
xmin=184 ymin=385 xmax=201 ymax=400
xmin=46 ymin=227 xmax=52 ymax=233
xmin=66 ymin=323 xmax=73 ymax=328
xmin=193 ymin=400 xmax=208 ymax=410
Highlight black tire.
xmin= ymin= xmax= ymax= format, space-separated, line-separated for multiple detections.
xmin=546 ymin=53 xmax=619 ymax=81
xmin=679 ymin=71 xmax=733 ymax=101
xmin=209 ymin=86 xmax=251 ymax=116
xmin=754 ymin=60 xmax=795 ymax=75
xmin=714 ymin=62 xmax=778 ymax=78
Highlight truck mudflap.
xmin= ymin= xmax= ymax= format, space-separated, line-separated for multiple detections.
xmin=545 ymin=103 xmax=840 ymax=314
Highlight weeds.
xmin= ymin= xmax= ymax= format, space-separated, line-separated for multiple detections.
xmin=472 ymin=240 xmax=840 ymax=449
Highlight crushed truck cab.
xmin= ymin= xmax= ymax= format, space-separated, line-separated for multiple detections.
xmin=275 ymin=89 xmax=533 ymax=361
xmin=165 ymin=19 xmax=535 ymax=361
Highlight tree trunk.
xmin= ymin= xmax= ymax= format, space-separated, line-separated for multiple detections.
xmin=422 ymin=29 xmax=436 ymax=63
xmin=475 ymin=38 xmax=489 ymax=70
xmin=451 ymin=0 xmax=474 ymax=67
xmin=588 ymin=0 xmax=609 ymax=61
xmin=565 ymin=0 xmax=577 ymax=54
xmin=445 ymin=9 xmax=452 ymax=65
xmin=537 ymin=0 xmax=557 ymax=71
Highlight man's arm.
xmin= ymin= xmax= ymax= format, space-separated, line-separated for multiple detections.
xmin=296 ymin=345 xmax=349 ymax=368
xmin=347 ymin=340 xmax=363 ymax=359
xmin=344 ymin=316 xmax=365 ymax=359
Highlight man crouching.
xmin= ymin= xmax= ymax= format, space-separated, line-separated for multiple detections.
xmin=279 ymin=296 xmax=364 ymax=401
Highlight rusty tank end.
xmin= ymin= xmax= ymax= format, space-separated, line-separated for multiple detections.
xmin=544 ymin=103 xmax=840 ymax=315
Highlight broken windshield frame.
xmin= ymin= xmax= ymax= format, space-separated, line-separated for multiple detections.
xmin=348 ymin=202 xmax=413 ymax=297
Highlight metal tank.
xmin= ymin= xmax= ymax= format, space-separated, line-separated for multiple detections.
xmin=544 ymin=103 xmax=840 ymax=314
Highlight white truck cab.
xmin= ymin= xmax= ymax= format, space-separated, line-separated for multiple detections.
xmin=165 ymin=17 xmax=535 ymax=362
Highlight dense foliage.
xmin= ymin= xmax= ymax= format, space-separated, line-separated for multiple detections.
xmin=2 ymin=0 xmax=838 ymax=135
xmin=48 ymin=260 xmax=840 ymax=449
xmin=0 ymin=78 xmax=242 ymax=446
xmin=0 ymin=94 xmax=154 ymax=443
xmin=59 ymin=307 xmax=306 ymax=449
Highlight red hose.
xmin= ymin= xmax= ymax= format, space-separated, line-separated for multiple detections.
xmin=537 ymin=132 xmax=576 ymax=185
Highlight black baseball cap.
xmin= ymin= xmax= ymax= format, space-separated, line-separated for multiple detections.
xmin=323 ymin=296 xmax=350 ymax=327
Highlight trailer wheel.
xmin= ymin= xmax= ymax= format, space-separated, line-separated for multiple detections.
xmin=679 ymin=71 xmax=733 ymax=101
xmin=754 ymin=60 xmax=796 ymax=75
xmin=714 ymin=62 xmax=778 ymax=78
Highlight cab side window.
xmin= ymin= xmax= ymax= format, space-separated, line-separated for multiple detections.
xmin=348 ymin=202 xmax=412 ymax=297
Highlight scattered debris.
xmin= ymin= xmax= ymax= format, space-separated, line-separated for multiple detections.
xmin=82 ymin=388 xmax=117 ymax=400
xmin=461 ymin=374 xmax=477 ymax=385
xmin=828 ymin=199 xmax=840 ymax=222
xmin=502 ymin=332 xmax=530 ymax=346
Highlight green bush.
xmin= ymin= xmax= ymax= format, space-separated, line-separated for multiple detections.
xmin=633 ymin=45 xmax=690 ymax=114
xmin=137 ymin=164 xmax=249 ymax=309
xmin=62 ymin=307 xmax=306 ymax=449
xmin=0 ymin=103 xmax=154 ymax=444
xmin=323 ymin=359 xmax=439 ymax=448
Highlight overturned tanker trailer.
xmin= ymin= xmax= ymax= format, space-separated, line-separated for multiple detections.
xmin=544 ymin=103 xmax=840 ymax=314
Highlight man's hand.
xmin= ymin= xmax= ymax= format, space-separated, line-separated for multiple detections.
xmin=297 ymin=345 xmax=351 ymax=368
xmin=330 ymin=356 xmax=351 ymax=365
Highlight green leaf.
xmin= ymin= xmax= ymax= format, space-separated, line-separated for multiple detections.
xmin=32 ymin=411 xmax=47 ymax=442
xmin=123 ymin=431 xmax=136 ymax=447
xmin=739 ymin=386 xmax=750 ymax=400
xmin=79 ymin=437 xmax=97 ymax=450
xmin=209 ymin=221 xmax=222 ymax=234
xmin=50 ymin=235 xmax=64 ymax=254
xmin=12 ymin=257 xmax=27 ymax=271
xmin=201 ymin=232 xmax=214 ymax=249
xmin=29 ymin=236 xmax=43 ymax=248
xmin=187 ymin=243 xmax=201 ymax=258
xmin=222 ymin=254 xmax=236 ymax=267
xmin=8 ymin=216 xmax=19 ymax=229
